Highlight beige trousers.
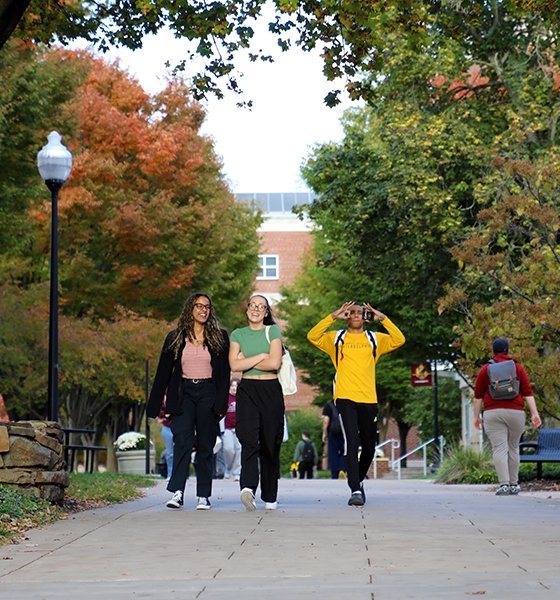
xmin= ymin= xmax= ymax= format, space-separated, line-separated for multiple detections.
xmin=483 ymin=408 xmax=525 ymax=485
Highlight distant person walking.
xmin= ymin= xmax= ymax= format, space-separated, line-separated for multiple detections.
xmin=293 ymin=430 xmax=318 ymax=479
xmin=322 ymin=399 xmax=346 ymax=479
xmin=229 ymin=294 xmax=284 ymax=511
xmin=307 ymin=301 xmax=405 ymax=506
xmin=473 ymin=337 xmax=541 ymax=496
xmin=147 ymin=292 xmax=230 ymax=511
xmin=222 ymin=378 xmax=242 ymax=480
xmin=157 ymin=400 xmax=174 ymax=480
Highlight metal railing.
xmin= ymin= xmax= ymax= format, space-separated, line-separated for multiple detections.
xmin=372 ymin=438 xmax=400 ymax=479
xmin=392 ymin=435 xmax=446 ymax=480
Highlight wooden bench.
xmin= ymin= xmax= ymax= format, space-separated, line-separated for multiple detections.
xmin=63 ymin=428 xmax=107 ymax=474
xmin=519 ymin=428 xmax=560 ymax=478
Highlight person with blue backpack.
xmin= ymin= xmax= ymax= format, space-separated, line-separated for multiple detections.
xmin=307 ymin=301 xmax=405 ymax=506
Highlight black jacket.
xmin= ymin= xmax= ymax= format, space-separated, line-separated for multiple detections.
xmin=146 ymin=328 xmax=230 ymax=419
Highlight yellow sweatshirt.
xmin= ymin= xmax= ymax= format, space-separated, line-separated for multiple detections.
xmin=307 ymin=314 xmax=405 ymax=404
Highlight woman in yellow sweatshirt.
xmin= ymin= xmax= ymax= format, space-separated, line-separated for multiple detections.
xmin=307 ymin=301 xmax=405 ymax=506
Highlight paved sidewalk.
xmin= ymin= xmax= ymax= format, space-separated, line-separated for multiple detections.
xmin=0 ymin=477 xmax=559 ymax=599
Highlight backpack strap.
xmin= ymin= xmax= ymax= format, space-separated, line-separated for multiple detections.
xmin=334 ymin=329 xmax=346 ymax=366
xmin=335 ymin=328 xmax=377 ymax=365
xmin=365 ymin=330 xmax=377 ymax=359
xmin=265 ymin=325 xmax=285 ymax=355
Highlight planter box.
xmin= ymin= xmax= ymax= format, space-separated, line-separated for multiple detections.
xmin=116 ymin=449 xmax=155 ymax=475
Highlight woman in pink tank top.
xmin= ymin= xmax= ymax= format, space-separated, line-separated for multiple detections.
xmin=147 ymin=292 xmax=230 ymax=511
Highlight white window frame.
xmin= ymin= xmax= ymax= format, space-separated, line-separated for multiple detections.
xmin=256 ymin=254 xmax=279 ymax=280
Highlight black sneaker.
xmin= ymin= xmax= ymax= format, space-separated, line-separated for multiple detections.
xmin=509 ymin=483 xmax=521 ymax=495
xmin=166 ymin=490 xmax=183 ymax=508
xmin=348 ymin=491 xmax=364 ymax=506
xmin=360 ymin=482 xmax=366 ymax=504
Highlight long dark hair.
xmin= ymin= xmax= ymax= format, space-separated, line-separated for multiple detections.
xmin=169 ymin=292 xmax=225 ymax=357
xmin=249 ymin=293 xmax=276 ymax=326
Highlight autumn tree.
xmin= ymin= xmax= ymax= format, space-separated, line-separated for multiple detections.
xmin=10 ymin=47 xmax=260 ymax=323
xmin=0 ymin=45 xmax=260 ymax=431
xmin=440 ymin=153 xmax=560 ymax=422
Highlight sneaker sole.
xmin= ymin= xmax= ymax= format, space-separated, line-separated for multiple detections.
xmin=240 ymin=490 xmax=256 ymax=511
xmin=196 ymin=505 xmax=211 ymax=510
xmin=348 ymin=494 xmax=365 ymax=506
xmin=166 ymin=502 xmax=182 ymax=509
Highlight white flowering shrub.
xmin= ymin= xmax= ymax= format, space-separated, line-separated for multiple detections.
xmin=114 ymin=431 xmax=147 ymax=452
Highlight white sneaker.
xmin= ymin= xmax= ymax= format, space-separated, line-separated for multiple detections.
xmin=240 ymin=487 xmax=256 ymax=511
xmin=264 ymin=501 xmax=278 ymax=510
xmin=166 ymin=490 xmax=183 ymax=509
xmin=196 ymin=497 xmax=211 ymax=510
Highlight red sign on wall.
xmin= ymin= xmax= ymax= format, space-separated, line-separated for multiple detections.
xmin=411 ymin=363 xmax=432 ymax=387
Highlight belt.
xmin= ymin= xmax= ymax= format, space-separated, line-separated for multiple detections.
xmin=183 ymin=378 xmax=212 ymax=384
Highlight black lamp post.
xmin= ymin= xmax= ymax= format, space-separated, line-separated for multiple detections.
xmin=37 ymin=131 xmax=72 ymax=422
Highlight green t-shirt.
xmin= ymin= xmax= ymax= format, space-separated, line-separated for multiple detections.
xmin=231 ymin=324 xmax=282 ymax=376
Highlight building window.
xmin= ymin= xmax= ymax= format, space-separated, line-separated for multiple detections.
xmin=236 ymin=192 xmax=317 ymax=215
xmin=257 ymin=255 xmax=279 ymax=280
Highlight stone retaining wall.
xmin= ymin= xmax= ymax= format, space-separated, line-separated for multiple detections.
xmin=0 ymin=421 xmax=69 ymax=503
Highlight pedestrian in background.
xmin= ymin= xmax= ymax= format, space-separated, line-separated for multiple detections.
xmin=157 ymin=398 xmax=173 ymax=480
xmin=293 ymin=430 xmax=318 ymax=479
xmin=307 ymin=301 xmax=405 ymax=506
xmin=322 ymin=399 xmax=346 ymax=479
xmin=473 ymin=337 xmax=541 ymax=496
xmin=223 ymin=378 xmax=242 ymax=480
xmin=147 ymin=292 xmax=230 ymax=511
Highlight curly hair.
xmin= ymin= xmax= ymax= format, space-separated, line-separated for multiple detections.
xmin=169 ymin=292 xmax=225 ymax=358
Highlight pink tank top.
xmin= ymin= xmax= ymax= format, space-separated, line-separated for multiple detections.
xmin=181 ymin=341 xmax=212 ymax=379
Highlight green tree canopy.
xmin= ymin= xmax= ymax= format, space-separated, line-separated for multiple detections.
xmin=1 ymin=2 xmax=557 ymax=106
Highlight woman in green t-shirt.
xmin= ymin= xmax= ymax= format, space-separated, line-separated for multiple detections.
xmin=229 ymin=294 xmax=285 ymax=511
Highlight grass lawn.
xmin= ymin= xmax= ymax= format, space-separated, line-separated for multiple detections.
xmin=0 ymin=472 xmax=157 ymax=546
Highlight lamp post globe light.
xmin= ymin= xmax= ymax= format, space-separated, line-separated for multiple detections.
xmin=37 ymin=131 xmax=72 ymax=422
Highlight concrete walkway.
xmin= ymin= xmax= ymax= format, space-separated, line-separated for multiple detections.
xmin=0 ymin=477 xmax=559 ymax=599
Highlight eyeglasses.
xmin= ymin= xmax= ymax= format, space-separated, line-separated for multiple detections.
xmin=194 ymin=302 xmax=211 ymax=311
xmin=248 ymin=302 xmax=267 ymax=312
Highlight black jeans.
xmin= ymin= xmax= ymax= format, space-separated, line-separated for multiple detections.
xmin=298 ymin=461 xmax=314 ymax=479
xmin=168 ymin=379 xmax=218 ymax=499
xmin=335 ymin=399 xmax=378 ymax=493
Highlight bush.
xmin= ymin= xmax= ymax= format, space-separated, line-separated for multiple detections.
xmin=519 ymin=462 xmax=560 ymax=481
xmin=435 ymin=445 xmax=496 ymax=484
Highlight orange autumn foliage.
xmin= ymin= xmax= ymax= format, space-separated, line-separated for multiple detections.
xmin=29 ymin=49 xmax=249 ymax=320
